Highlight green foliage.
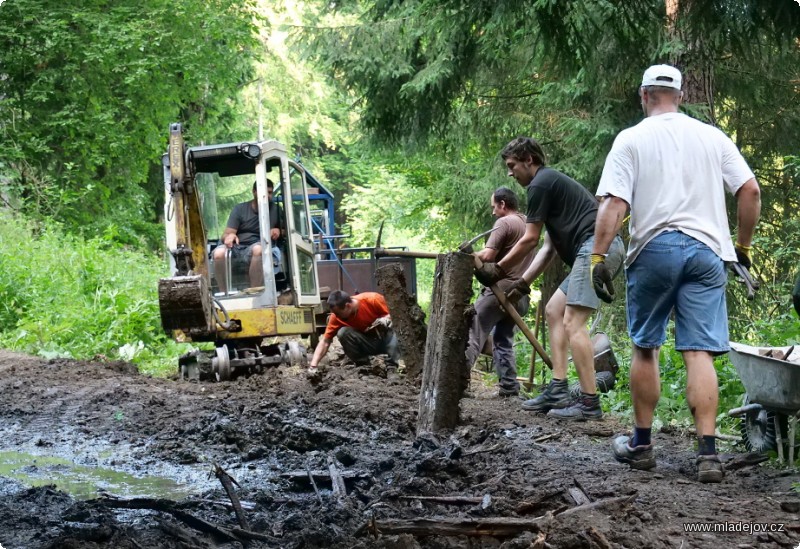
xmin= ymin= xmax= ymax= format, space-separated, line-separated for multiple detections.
xmin=299 ymin=0 xmax=800 ymax=433
xmin=0 ymin=211 xmax=181 ymax=375
xmin=0 ymin=0 xmax=261 ymax=248
xmin=301 ymin=0 xmax=800 ymax=252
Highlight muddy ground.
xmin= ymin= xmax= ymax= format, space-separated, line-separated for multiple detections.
xmin=0 ymin=347 xmax=798 ymax=549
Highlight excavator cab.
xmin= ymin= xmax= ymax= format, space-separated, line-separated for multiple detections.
xmin=159 ymin=123 xmax=322 ymax=381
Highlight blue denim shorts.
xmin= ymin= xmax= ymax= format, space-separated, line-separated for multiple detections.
xmin=559 ymin=235 xmax=625 ymax=310
xmin=626 ymin=231 xmax=729 ymax=354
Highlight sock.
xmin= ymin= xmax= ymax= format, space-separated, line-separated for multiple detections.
xmin=698 ymin=435 xmax=716 ymax=456
xmin=551 ymin=378 xmax=567 ymax=386
xmin=631 ymin=427 xmax=651 ymax=448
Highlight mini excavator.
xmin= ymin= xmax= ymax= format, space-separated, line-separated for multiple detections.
xmin=158 ymin=123 xmax=323 ymax=381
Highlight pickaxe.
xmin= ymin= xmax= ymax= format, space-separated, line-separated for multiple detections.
xmin=372 ymin=221 xmax=439 ymax=290
xmin=461 ymin=235 xmax=553 ymax=370
xmin=371 ymin=222 xmax=551 ymax=368
xmin=731 ymin=262 xmax=759 ymax=300
xmin=456 ymin=227 xmax=498 ymax=254
xmin=374 ymin=221 xmax=440 ymax=260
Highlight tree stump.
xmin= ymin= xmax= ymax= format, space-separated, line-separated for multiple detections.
xmin=417 ymin=252 xmax=474 ymax=435
xmin=376 ymin=263 xmax=427 ymax=380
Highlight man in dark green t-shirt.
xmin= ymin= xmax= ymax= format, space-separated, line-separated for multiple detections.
xmin=475 ymin=137 xmax=625 ymax=421
xmin=213 ymin=180 xmax=282 ymax=293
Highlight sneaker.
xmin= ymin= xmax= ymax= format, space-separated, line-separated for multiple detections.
xmin=611 ymin=435 xmax=656 ymax=470
xmin=521 ymin=380 xmax=571 ymax=412
xmin=547 ymin=394 xmax=603 ymax=421
xmin=696 ymin=454 xmax=724 ymax=483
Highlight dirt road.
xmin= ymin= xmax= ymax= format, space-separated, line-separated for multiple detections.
xmin=0 ymin=349 xmax=797 ymax=548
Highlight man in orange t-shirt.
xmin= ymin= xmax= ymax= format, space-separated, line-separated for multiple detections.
xmin=308 ymin=290 xmax=399 ymax=372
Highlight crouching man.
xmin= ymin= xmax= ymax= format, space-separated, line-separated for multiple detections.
xmin=308 ymin=290 xmax=400 ymax=373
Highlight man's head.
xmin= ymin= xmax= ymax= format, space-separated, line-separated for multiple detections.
xmin=501 ymin=137 xmax=546 ymax=188
xmin=252 ymin=179 xmax=276 ymax=203
xmin=639 ymin=64 xmax=683 ymax=116
xmin=328 ymin=290 xmax=356 ymax=319
xmin=491 ymin=187 xmax=518 ymax=218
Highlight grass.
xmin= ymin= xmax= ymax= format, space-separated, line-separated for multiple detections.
xmin=0 ymin=212 xmax=184 ymax=376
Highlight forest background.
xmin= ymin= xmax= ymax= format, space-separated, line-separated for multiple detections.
xmin=0 ymin=0 xmax=798 ymax=434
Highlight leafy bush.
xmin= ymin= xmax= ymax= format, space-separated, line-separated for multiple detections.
xmin=0 ymin=212 xmax=181 ymax=376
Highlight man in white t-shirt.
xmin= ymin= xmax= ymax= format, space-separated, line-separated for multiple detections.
xmin=591 ymin=64 xmax=761 ymax=483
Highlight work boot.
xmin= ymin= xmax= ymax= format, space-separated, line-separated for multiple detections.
xmin=568 ymin=371 xmax=617 ymax=398
xmin=612 ymin=435 xmax=656 ymax=470
xmin=498 ymin=385 xmax=520 ymax=397
xmin=521 ymin=379 xmax=571 ymax=412
xmin=547 ymin=393 xmax=603 ymax=421
xmin=696 ymin=454 xmax=724 ymax=483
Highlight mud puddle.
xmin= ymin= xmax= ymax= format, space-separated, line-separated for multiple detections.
xmin=0 ymin=450 xmax=193 ymax=500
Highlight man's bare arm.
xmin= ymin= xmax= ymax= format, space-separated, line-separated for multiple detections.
xmin=308 ymin=337 xmax=332 ymax=369
xmin=521 ymin=232 xmax=557 ymax=284
xmin=734 ymin=178 xmax=760 ymax=248
xmin=592 ymin=196 xmax=628 ymax=255
xmin=222 ymin=227 xmax=239 ymax=247
xmin=498 ymin=222 xmax=543 ymax=272
xmin=475 ymin=247 xmax=498 ymax=263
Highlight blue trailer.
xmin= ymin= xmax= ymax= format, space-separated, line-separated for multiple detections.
xmin=288 ymin=165 xmax=418 ymax=299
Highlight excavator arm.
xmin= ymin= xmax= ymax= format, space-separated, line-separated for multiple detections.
xmin=158 ymin=123 xmax=215 ymax=338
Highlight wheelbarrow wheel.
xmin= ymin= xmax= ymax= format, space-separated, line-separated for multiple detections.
xmin=739 ymin=394 xmax=787 ymax=453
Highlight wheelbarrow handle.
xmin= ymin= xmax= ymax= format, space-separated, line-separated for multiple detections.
xmin=727 ymin=402 xmax=763 ymax=417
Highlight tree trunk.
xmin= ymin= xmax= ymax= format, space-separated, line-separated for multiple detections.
xmin=666 ymin=0 xmax=716 ymax=123
xmin=417 ymin=252 xmax=474 ymax=435
xmin=376 ymin=263 xmax=427 ymax=380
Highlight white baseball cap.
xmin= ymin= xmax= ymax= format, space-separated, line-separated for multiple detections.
xmin=641 ymin=64 xmax=682 ymax=90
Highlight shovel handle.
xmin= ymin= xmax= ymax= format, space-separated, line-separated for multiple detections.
xmin=473 ymin=256 xmax=552 ymax=369
xmin=375 ymin=248 xmax=439 ymax=259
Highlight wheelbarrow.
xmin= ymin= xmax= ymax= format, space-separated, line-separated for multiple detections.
xmin=727 ymin=342 xmax=800 ymax=463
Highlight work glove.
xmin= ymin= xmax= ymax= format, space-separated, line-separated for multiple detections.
xmin=505 ymin=279 xmax=531 ymax=311
xmin=474 ymin=262 xmax=505 ymax=287
xmin=367 ymin=316 xmax=392 ymax=337
xmin=735 ymin=243 xmax=752 ymax=270
xmin=590 ymin=253 xmax=614 ymax=304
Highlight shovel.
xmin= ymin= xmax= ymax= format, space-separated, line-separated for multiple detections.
xmin=468 ymin=252 xmax=553 ymax=370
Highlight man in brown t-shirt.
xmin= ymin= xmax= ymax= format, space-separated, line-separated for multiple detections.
xmin=476 ymin=137 xmax=625 ymax=421
xmin=465 ymin=187 xmax=535 ymax=396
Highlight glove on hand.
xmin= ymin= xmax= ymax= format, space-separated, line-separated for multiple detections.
xmin=367 ymin=316 xmax=392 ymax=337
xmin=474 ymin=262 xmax=505 ymax=287
xmin=505 ymin=278 xmax=531 ymax=309
xmin=590 ymin=253 xmax=614 ymax=304
xmin=735 ymin=243 xmax=752 ymax=270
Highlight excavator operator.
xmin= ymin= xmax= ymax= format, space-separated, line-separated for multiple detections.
xmin=213 ymin=179 xmax=283 ymax=293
